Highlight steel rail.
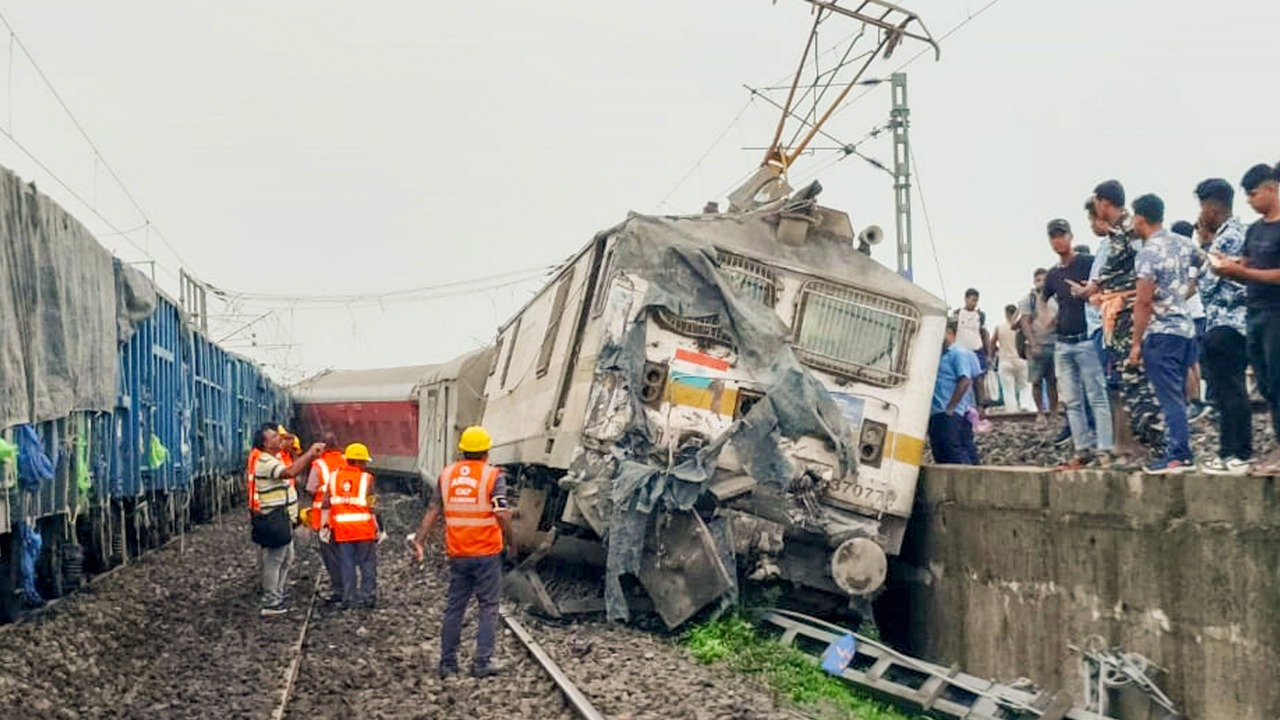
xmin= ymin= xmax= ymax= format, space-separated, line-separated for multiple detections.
xmin=501 ymin=610 xmax=608 ymax=720
xmin=271 ymin=575 xmax=322 ymax=720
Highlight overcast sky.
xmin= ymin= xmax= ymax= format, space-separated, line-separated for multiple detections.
xmin=2 ymin=0 xmax=1276 ymax=382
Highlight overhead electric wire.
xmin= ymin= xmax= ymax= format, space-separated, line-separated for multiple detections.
xmin=0 ymin=10 xmax=193 ymax=281
xmin=833 ymin=0 xmax=1010 ymax=119
xmin=908 ymin=144 xmax=948 ymax=302
xmin=0 ymin=124 xmax=179 ymax=283
xmin=211 ymin=264 xmax=557 ymax=308
xmin=655 ymin=98 xmax=756 ymax=212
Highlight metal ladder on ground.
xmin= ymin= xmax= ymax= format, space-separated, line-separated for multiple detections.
xmin=760 ymin=609 xmax=1118 ymax=720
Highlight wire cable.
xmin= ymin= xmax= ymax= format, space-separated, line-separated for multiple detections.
xmin=655 ymin=98 xmax=756 ymax=212
xmin=0 ymin=11 xmax=194 ymax=275
xmin=909 ymin=144 xmax=948 ymax=301
xmin=210 ymin=264 xmax=557 ymax=306
xmin=833 ymin=0 xmax=1010 ymax=120
xmin=0 ymin=124 xmax=179 ymax=282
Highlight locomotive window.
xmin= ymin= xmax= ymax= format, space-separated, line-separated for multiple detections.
xmin=590 ymin=249 xmax=615 ymax=319
xmin=652 ymin=251 xmax=779 ymax=346
xmin=536 ymin=267 xmax=576 ymax=378
xmin=793 ymin=282 xmax=918 ymax=388
xmin=499 ymin=317 xmax=521 ymax=389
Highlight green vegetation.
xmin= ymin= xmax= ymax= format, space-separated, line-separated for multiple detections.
xmin=683 ymin=615 xmax=925 ymax=720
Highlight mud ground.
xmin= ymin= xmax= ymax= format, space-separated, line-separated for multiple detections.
xmin=0 ymin=495 xmax=802 ymax=720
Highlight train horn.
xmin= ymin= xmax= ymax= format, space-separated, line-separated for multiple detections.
xmin=857 ymin=225 xmax=883 ymax=255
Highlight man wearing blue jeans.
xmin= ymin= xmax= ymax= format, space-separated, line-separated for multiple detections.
xmin=1042 ymin=219 xmax=1114 ymax=467
xmin=1129 ymin=194 xmax=1203 ymax=474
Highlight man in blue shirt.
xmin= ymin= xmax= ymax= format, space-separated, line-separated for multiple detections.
xmin=928 ymin=320 xmax=981 ymax=465
xmin=1130 ymin=194 xmax=1203 ymax=473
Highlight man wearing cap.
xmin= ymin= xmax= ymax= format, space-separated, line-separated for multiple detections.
xmin=1075 ymin=180 xmax=1165 ymax=460
xmin=1192 ymin=178 xmax=1252 ymax=474
xmin=1214 ymin=164 xmax=1280 ymax=475
xmin=1129 ymin=193 xmax=1203 ymax=474
xmin=1043 ymin=219 xmax=1113 ymax=468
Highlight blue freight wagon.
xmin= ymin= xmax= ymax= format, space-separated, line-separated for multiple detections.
xmin=0 ymin=166 xmax=287 ymax=621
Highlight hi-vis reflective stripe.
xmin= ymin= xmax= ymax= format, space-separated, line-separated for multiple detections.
xmin=328 ymin=472 xmax=371 ymax=506
xmin=443 ymin=500 xmax=488 ymax=512
xmin=332 ymin=512 xmax=373 ymax=523
xmin=444 ymin=516 xmax=498 ymax=527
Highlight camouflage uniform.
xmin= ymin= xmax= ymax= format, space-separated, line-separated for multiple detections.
xmin=1095 ymin=213 xmax=1165 ymax=454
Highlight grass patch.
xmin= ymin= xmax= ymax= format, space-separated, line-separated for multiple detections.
xmin=683 ymin=615 xmax=924 ymax=720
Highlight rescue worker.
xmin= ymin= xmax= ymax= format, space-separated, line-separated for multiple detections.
xmin=304 ymin=435 xmax=347 ymax=604
xmin=250 ymin=423 xmax=324 ymax=616
xmin=329 ymin=443 xmax=379 ymax=608
xmin=410 ymin=426 xmax=515 ymax=679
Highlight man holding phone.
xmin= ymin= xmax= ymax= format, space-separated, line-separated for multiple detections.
xmin=1214 ymin=164 xmax=1280 ymax=475
xmin=1044 ymin=219 xmax=1114 ymax=468
xmin=1193 ymin=178 xmax=1252 ymax=474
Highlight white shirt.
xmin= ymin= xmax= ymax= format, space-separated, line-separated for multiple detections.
xmin=993 ymin=321 xmax=1020 ymax=361
xmin=954 ymin=307 xmax=984 ymax=352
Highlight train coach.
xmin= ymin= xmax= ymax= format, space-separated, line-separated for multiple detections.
xmin=344 ymin=183 xmax=943 ymax=628
xmin=290 ymin=348 xmax=493 ymax=486
xmin=0 ymin=166 xmax=287 ymax=621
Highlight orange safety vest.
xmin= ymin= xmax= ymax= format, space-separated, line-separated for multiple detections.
xmin=328 ymin=465 xmax=378 ymax=543
xmin=437 ymin=461 xmax=503 ymax=558
xmin=309 ymin=450 xmax=347 ymax=531
xmin=246 ymin=448 xmax=262 ymax=512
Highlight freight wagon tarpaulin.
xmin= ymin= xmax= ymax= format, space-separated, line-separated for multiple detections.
xmin=0 ymin=167 xmax=156 ymax=428
xmin=589 ymin=207 xmax=857 ymax=621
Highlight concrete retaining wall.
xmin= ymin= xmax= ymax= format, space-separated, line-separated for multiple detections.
xmin=879 ymin=466 xmax=1280 ymax=720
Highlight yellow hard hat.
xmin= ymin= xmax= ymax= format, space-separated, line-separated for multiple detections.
xmin=298 ymin=507 xmax=312 ymax=526
xmin=292 ymin=437 xmax=301 ymax=452
xmin=277 ymin=425 xmax=290 ymax=437
xmin=458 ymin=426 xmax=492 ymax=453
xmin=344 ymin=442 xmax=371 ymax=462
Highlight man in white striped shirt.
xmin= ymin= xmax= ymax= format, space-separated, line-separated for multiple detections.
xmin=251 ymin=423 xmax=324 ymax=616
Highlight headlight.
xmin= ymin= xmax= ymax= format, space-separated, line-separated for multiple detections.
xmin=858 ymin=419 xmax=887 ymax=468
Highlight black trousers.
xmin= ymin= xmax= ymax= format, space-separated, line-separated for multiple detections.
xmin=928 ymin=412 xmax=978 ymax=465
xmin=1248 ymin=309 xmax=1280 ymax=440
xmin=1202 ymin=326 xmax=1252 ymax=460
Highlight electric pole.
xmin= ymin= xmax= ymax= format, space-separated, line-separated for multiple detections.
xmin=890 ymin=72 xmax=913 ymax=281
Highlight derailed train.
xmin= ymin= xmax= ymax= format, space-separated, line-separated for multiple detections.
xmin=296 ymin=184 xmax=947 ymax=628
xmin=0 ymin=166 xmax=288 ymax=621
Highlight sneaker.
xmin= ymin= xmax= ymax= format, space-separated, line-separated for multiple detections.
xmin=1053 ymin=425 xmax=1072 ymax=447
xmin=470 ymin=662 xmax=503 ymax=678
xmin=1144 ymin=458 xmax=1194 ymax=475
xmin=1187 ymin=402 xmax=1212 ymax=424
xmin=438 ymin=664 xmax=459 ymax=679
xmin=1202 ymin=457 xmax=1252 ymax=476
xmin=259 ymin=603 xmax=290 ymax=617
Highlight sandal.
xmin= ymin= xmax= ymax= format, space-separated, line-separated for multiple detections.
xmin=1057 ymin=455 xmax=1092 ymax=471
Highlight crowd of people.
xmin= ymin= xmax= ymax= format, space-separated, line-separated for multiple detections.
xmin=930 ymin=164 xmax=1280 ymax=476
